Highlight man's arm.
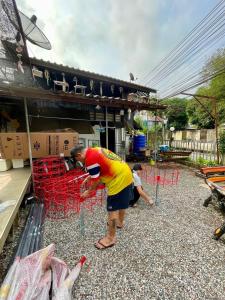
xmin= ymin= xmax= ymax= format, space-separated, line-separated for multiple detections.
xmin=136 ymin=186 xmax=153 ymax=205
xmin=81 ymin=178 xmax=101 ymax=198
xmin=81 ymin=175 xmax=91 ymax=187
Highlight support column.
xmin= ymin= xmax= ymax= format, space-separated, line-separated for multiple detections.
xmin=24 ymin=98 xmax=33 ymax=174
xmin=105 ymin=106 xmax=108 ymax=149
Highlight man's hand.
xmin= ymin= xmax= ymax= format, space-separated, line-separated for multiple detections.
xmin=147 ymin=196 xmax=154 ymax=206
xmin=81 ymin=176 xmax=91 ymax=189
xmin=81 ymin=190 xmax=90 ymax=199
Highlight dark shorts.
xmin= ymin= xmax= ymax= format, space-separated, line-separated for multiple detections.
xmin=129 ymin=186 xmax=141 ymax=207
xmin=107 ymin=184 xmax=134 ymax=212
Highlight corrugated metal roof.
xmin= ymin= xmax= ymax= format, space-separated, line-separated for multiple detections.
xmin=30 ymin=57 xmax=156 ymax=94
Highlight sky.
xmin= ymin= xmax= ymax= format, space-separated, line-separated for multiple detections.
xmin=17 ymin=0 xmax=221 ymax=87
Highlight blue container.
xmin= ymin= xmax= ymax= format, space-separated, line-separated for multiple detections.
xmin=159 ymin=145 xmax=169 ymax=152
xmin=133 ymin=135 xmax=146 ymax=153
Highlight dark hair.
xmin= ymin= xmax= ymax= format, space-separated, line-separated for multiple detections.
xmin=70 ymin=145 xmax=85 ymax=157
xmin=132 ymin=163 xmax=143 ymax=171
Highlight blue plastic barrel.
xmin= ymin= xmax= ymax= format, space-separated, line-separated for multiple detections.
xmin=133 ymin=135 xmax=146 ymax=153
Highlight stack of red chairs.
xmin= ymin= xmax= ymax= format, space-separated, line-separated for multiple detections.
xmin=33 ymin=156 xmax=67 ymax=199
xmin=32 ymin=156 xmax=105 ymax=219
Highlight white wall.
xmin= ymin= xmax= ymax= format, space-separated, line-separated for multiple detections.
xmin=79 ymin=125 xmax=100 ymax=147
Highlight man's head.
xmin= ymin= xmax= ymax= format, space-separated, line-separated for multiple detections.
xmin=132 ymin=163 xmax=143 ymax=175
xmin=70 ymin=145 xmax=86 ymax=163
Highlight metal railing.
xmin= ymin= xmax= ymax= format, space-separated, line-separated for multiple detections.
xmin=164 ymin=140 xmax=217 ymax=162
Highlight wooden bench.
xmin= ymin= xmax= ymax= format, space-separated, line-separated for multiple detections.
xmin=201 ymin=166 xmax=225 ymax=177
xmin=160 ymin=151 xmax=192 ymax=159
xmin=0 ymin=168 xmax=31 ymax=253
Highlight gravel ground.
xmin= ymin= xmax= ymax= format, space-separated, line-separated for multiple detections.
xmin=43 ymin=163 xmax=225 ymax=300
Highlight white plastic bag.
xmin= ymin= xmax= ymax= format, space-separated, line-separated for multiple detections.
xmin=54 ymin=256 xmax=86 ymax=300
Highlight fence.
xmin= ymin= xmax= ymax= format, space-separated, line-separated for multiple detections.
xmin=164 ymin=140 xmax=217 ymax=162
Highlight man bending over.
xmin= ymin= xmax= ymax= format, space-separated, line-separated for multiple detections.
xmin=71 ymin=145 xmax=133 ymax=250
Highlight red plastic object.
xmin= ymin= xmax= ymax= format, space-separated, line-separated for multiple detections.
xmin=80 ymin=256 xmax=87 ymax=266
xmin=141 ymin=165 xmax=180 ymax=186
xmin=32 ymin=156 xmax=106 ymax=219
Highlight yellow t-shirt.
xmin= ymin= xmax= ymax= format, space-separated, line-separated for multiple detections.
xmin=85 ymin=147 xmax=133 ymax=195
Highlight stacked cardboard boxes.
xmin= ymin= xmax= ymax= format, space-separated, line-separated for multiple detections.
xmin=0 ymin=132 xmax=79 ymax=159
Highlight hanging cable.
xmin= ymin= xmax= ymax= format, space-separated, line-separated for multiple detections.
xmin=140 ymin=0 xmax=225 ymax=84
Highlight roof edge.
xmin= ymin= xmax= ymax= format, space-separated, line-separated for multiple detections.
xmin=30 ymin=57 xmax=157 ymax=94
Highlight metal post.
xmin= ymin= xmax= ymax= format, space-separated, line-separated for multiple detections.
xmin=105 ymin=106 xmax=108 ymax=149
xmin=209 ymin=142 xmax=212 ymax=161
xmin=155 ymin=180 xmax=160 ymax=206
xmin=193 ymin=141 xmax=196 ymax=162
xmin=79 ymin=204 xmax=85 ymax=236
xmin=214 ymin=142 xmax=216 ymax=162
xmin=24 ymin=98 xmax=33 ymax=173
xmin=147 ymin=114 xmax=149 ymax=147
xmin=154 ymin=105 xmax=158 ymax=162
xmin=214 ymin=98 xmax=220 ymax=164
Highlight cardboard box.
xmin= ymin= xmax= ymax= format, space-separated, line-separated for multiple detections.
xmin=31 ymin=132 xmax=79 ymax=158
xmin=0 ymin=133 xmax=29 ymax=159
xmin=0 ymin=132 xmax=79 ymax=159
xmin=0 ymin=159 xmax=12 ymax=171
xmin=12 ymin=159 xmax=24 ymax=168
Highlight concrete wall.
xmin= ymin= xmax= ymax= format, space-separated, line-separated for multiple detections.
xmin=166 ymin=129 xmax=216 ymax=142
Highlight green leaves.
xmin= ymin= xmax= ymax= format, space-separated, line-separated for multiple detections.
xmin=219 ymin=131 xmax=225 ymax=155
xmin=161 ymin=98 xmax=188 ymax=130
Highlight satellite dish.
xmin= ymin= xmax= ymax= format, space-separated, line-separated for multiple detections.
xmin=18 ymin=10 xmax=51 ymax=50
xmin=2 ymin=2 xmax=51 ymax=50
xmin=129 ymin=72 xmax=134 ymax=81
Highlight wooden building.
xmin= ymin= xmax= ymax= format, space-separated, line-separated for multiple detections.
xmin=0 ymin=57 xmax=165 ymax=156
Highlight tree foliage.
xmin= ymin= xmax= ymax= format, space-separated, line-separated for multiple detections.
xmin=186 ymin=48 xmax=225 ymax=129
xmin=134 ymin=115 xmax=147 ymax=134
xmin=186 ymin=87 xmax=215 ymax=129
xmin=161 ymin=98 xmax=188 ymax=130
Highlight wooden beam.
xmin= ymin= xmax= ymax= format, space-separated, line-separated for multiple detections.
xmin=0 ymin=86 xmax=166 ymax=111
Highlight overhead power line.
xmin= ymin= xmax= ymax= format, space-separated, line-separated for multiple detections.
xmin=160 ymin=66 xmax=225 ymax=99
xmin=140 ymin=0 xmax=225 ymax=83
xmin=139 ymin=0 xmax=225 ymax=98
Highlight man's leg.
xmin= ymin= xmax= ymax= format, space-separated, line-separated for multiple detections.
xmin=117 ymin=209 xmax=126 ymax=228
xmin=95 ymin=211 xmax=118 ymax=249
xmin=107 ymin=211 xmax=118 ymax=240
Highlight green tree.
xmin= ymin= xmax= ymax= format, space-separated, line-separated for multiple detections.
xmin=161 ymin=98 xmax=188 ymax=130
xmin=186 ymin=87 xmax=215 ymax=129
xmin=186 ymin=48 xmax=225 ymax=128
xmin=134 ymin=115 xmax=147 ymax=134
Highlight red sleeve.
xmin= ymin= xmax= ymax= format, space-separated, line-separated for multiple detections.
xmin=85 ymin=149 xmax=101 ymax=180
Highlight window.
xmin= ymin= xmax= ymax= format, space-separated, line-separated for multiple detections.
xmin=79 ymin=138 xmax=86 ymax=147
xmin=88 ymin=140 xmax=100 ymax=147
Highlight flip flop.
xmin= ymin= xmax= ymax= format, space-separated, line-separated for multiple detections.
xmin=94 ymin=239 xmax=115 ymax=250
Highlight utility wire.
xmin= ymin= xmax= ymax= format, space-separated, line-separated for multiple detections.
xmin=155 ymin=29 xmax=225 ymax=94
xmin=140 ymin=0 xmax=225 ymax=84
xmin=139 ymin=0 xmax=225 ymax=99
xmin=161 ymin=67 xmax=225 ymax=99
xmin=147 ymin=13 xmax=225 ymax=86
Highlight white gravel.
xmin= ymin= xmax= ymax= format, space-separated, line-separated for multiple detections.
xmin=43 ymin=163 xmax=225 ymax=300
